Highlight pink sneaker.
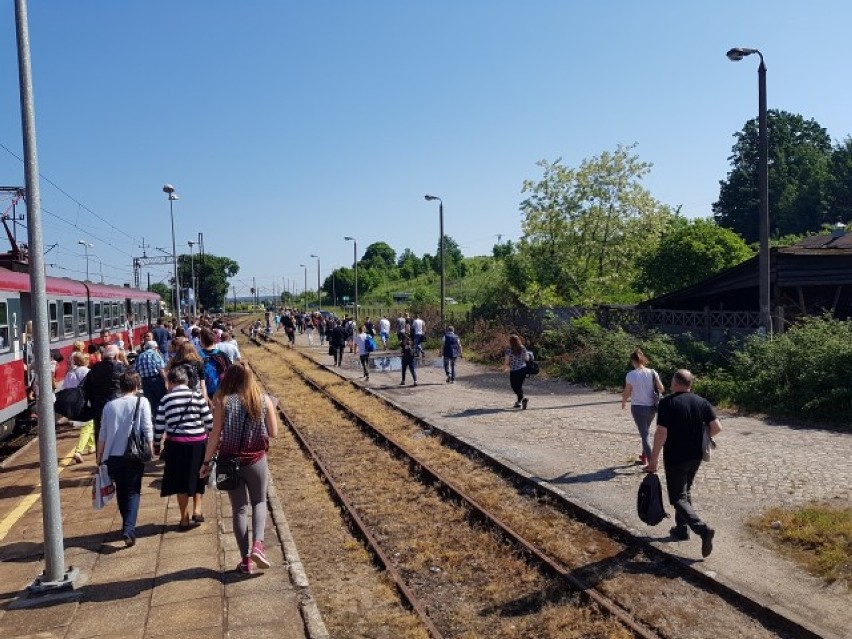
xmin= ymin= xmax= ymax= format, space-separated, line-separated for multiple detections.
xmin=237 ymin=556 xmax=256 ymax=574
xmin=250 ymin=540 xmax=270 ymax=569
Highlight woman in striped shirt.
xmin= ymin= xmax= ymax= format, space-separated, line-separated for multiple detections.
xmin=154 ymin=366 xmax=213 ymax=529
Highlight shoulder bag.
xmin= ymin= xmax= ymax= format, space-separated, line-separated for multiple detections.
xmin=215 ymin=404 xmax=251 ymax=491
xmin=124 ymin=396 xmax=152 ymax=463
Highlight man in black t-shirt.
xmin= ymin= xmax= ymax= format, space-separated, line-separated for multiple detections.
xmin=646 ymin=369 xmax=721 ymax=558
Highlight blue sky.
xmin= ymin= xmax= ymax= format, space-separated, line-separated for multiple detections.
xmin=0 ymin=1 xmax=850 ymax=298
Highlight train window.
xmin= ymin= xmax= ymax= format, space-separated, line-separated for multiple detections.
xmin=77 ymin=303 xmax=87 ymax=335
xmin=0 ymin=301 xmax=8 ymax=351
xmin=93 ymin=302 xmax=102 ymax=331
xmin=113 ymin=302 xmax=121 ymax=327
xmin=102 ymin=303 xmax=110 ymax=329
xmin=63 ymin=302 xmax=74 ymax=337
xmin=48 ymin=302 xmax=59 ymax=341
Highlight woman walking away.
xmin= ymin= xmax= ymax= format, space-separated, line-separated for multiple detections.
xmin=441 ymin=326 xmax=462 ymax=383
xmin=154 ymin=366 xmax=213 ymax=529
xmin=168 ymin=340 xmax=209 ymax=403
xmin=200 ymin=363 xmax=279 ymax=574
xmin=96 ymin=372 xmax=154 ymax=546
xmin=66 ymin=351 xmax=95 ymax=463
xmin=621 ymin=348 xmax=664 ymax=467
xmin=504 ymin=334 xmax=531 ymax=409
xmin=399 ymin=333 xmax=417 ymax=386
xmin=355 ymin=325 xmax=370 ymax=380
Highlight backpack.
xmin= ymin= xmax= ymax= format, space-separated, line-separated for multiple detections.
xmin=525 ymin=350 xmax=540 ymax=375
xmin=365 ymin=335 xmax=376 ymax=353
xmin=637 ymin=473 xmax=669 ymax=526
xmin=202 ymin=350 xmax=231 ymax=397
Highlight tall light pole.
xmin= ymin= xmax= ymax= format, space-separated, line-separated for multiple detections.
xmin=187 ymin=240 xmax=196 ymax=317
xmin=299 ymin=264 xmax=308 ymax=314
xmin=310 ymin=253 xmax=321 ymax=311
xmin=727 ymin=47 xmax=771 ymax=335
xmin=95 ymin=257 xmax=104 ymax=284
xmin=424 ymin=195 xmax=445 ymax=327
xmin=78 ymin=240 xmax=93 ymax=281
xmin=344 ymin=236 xmax=358 ymax=324
xmin=163 ymin=184 xmax=180 ymax=316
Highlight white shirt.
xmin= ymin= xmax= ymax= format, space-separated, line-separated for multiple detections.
xmin=354 ymin=332 xmax=369 ymax=356
xmin=379 ymin=318 xmax=390 ymax=334
xmin=100 ymin=394 xmax=154 ymax=460
xmin=412 ymin=318 xmax=425 ymax=335
xmin=625 ymin=368 xmax=658 ymax=407
xmin=217 ymin=340 xmax=241 ymax=363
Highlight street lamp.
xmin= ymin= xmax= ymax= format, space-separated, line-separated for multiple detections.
xmin=187 ymin=240 xmax=196 ymax=317
xmin=424 ymin=194 xmax=445 ymax=327
xmin=163 ymin=184 xmax=180 ymax=316
xmin=299 ymin=264 xmax=308 ymax=314
xmin=727 ymin=47 xmax=771 ymax=335
xmin=344 ymin=236 xmax=358 ymax=324
xmin=77 ymin=240 xmax=93 ymax=281
xmin=310 ymin=253 xmax=321 ymax=311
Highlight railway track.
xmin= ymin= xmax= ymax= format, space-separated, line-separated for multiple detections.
xmin=240 ymin=330 xmax=816 ymax=639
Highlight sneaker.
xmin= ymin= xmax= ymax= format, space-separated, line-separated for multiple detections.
xmin=701 ymin=529 xmax=715 ymax=558
xmin=73 ymin=452 xmax=83 ymax=464
xmin=122 ymin=533 xmax=136 ymax=547
xmin=399 ymin=381 xmax=405 ymax=386
xmin=413 ymin=382 xmax=418 ymax=387
xmin=669 ymin=526 xmax=689 ymax=541
xmin=251 ymin=541 xmax=271 ymax=569
xmin=238 ymin=556 xmax=256 ymax=574
xmin=446 ymin=376 xmax=451 ymax=383
xmin=513 ymin=402 xmax=521 ymax=409
xmin=521 ymin=398 xmax=528 ymax=410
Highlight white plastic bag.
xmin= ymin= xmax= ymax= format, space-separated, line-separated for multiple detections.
xmin=92 ymin=463 xmax=115 ymax=510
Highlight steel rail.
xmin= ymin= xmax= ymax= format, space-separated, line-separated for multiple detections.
xmin=245 ymin=358 xmax=446 ymax=639
xmin=255 ymin=337 xmax=663 ymax=639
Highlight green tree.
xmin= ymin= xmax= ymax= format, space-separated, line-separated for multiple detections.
xmin=360 ymin=241 xmax=396 ymax=270
xmin=433 ymin=235 xmax=464 ymax=275
xmin=515 ymin=144 xmax=673 ymax=306
xmin=713 ymin=110 xmax=833 ymax=242
xmin=148 ymin=282 xmax=171 ymax=309
xmin=323 ymin=267 xmax=355 ymax=300
xmin=397 ymin=248 xmax=422 ymax=280
xmin=492 ymin=240 xmax=515 ymax=259
xmin=828 ymin=136 xmax=852 ymax=224
xmin=178 ymin=253 xmax=239 ymax=310
xmin=636 ymin=218 xmax=754 ymax=296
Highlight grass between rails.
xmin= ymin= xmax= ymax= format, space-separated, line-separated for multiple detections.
xmin=749 ymin=504 xmax=852 ymax=586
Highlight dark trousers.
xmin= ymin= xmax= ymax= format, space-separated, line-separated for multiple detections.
xmin=664 ymin=458 xmax=711 ymax=534
xmin=142 ymin=376 xmax=167 ymax=418
xmin=413 ymin=334 xmax=424 ymax=356
xmin=443 ymin=356 xmax=457 ymax=380
xmin=359 ymin=354 xmax=369 ymax=377
xmin=105 ymin=457 xmax=145 ymax=538
xmin=333 ymin=346 xmax=344 ymax=366
xmin=509 ymin=369 xmax=526 ymax=402
xmin=401 ymin=358 xmax=417 ymax=383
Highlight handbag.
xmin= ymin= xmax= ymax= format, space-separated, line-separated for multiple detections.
xmin=214 ymin=408 xmax=251 ymax=491
xmin=124 ymin=396 xmax=152 ymax=463
xmin=54 ymin=386 xmax=93 ymax=422
xmin=525 ymin=351 xmax=540 ymax=375
xmin=651 ymin=370 xmax=663 ymax=407
xmin=92 ymin=463 xmax=116 ymax=510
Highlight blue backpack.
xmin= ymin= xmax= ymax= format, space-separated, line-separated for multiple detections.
xmin=366 ymin=335 xmax=377 ymax=353
xmin=202 ymin=349 xmax=231 ymax=397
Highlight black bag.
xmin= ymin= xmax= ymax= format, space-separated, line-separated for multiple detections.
xmin=328 ymin=344 xmax=335 ymax=357
xmin=54 ymin=386 xmax=92 ymax=422
xmin=526 ymin=358 xmax=540 ymax=376
xmin=215 ymin=457 xmax=240 ymax=490
xmin=124 ymin=397 xmax=152 ymax=463
xmin=637 ymin=473 xmax=669 ymax=525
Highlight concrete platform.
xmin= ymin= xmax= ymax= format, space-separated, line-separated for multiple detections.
xmin=0 ymin=424 xmax=316 ymax=639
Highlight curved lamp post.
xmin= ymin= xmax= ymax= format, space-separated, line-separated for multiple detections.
xmin=424 ymin=194 xmax=445 ymax=326
xmin=344 ymin=236 xmax=358 ymax=324
xmin=163 ymin=184 xmax=180 ymax=316
xmin=77 ymin=240 xmax=93 ymax=281
xmin=727 ymin=47 xmax=771 ymax=334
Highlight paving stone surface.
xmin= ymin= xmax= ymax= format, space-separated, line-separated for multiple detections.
xmin=298 ymin=335 xmax=851 ymax=638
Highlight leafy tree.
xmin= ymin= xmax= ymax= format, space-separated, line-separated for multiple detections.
xmin=636 ymin=218 xmax=754 ymax=296
xmin=492 ymin=240 xmax=515 ymax=259
xmin=177 ymin=253 xmax=238 ymax=310
xmin=829 ymin=136 xmax=852 ymax=224
xmin=514 ymin=144 xmax=673 ymax=306
xmin=323 ymin=267 xmax=355 ymax=300
xmin=360 ymin=241 xmax=396 ymax=270
xmin=148 ymin=282 xmax=171 ymax=309
xmin=713 ymin=110 xmax=833 ymax=242
xmin=397 ymin=248 xmax=422 ymax=280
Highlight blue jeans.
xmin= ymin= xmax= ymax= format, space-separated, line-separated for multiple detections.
xmin=401 ymin=358 xmax=417 ymax=383
xmin=630 ymin=404 xmax=656 ymax=460
xmin=413 ymin=334 xmax=424 ymax=355
xmin=443 ymin=357 xmax=456 ymax=380
xmin=105 ymin=457 xmax=145 ymax=538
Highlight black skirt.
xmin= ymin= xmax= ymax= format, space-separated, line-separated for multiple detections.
xmin=160 ymin=440 xmax=207 ymax=496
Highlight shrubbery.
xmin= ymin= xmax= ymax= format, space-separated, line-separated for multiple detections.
xmin=464 ymin=314 xmax=852 ymax=425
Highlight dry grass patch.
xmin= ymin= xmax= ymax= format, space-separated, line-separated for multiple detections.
xmin=749 ymin=503 xmax=852 ymax=586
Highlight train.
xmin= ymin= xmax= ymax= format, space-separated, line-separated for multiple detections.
xmin=0 ymin=266 xmax=161 ymax=440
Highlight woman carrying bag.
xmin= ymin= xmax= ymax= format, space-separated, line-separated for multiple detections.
xmin=95 ymin=371 xmax=154 ymax=546
xmin=200 ymin=363 xmax=279 ymax=574
xmin=621 ymin=348 xmax=665 ymax=468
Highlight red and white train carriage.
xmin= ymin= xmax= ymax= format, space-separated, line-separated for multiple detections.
xmin=0 ymin=267 xmax=160 ymax=438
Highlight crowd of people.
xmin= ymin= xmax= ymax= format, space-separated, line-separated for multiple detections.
xmin=68 ymin=313 xmax=279 ymax=575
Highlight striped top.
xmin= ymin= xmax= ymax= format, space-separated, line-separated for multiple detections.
xmin=154 ymin=385 xmax=213 ymax=444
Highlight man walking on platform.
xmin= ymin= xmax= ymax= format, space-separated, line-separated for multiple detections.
xmin=134 ymin=340 xmax=168 ymax=418
xmin=412 ymin=313 xmax=425 ymax=358
xmin=83 ymin=344 xmax=127 ymax=443
xmin=645 ymin=369 xmax=721 ymax=558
